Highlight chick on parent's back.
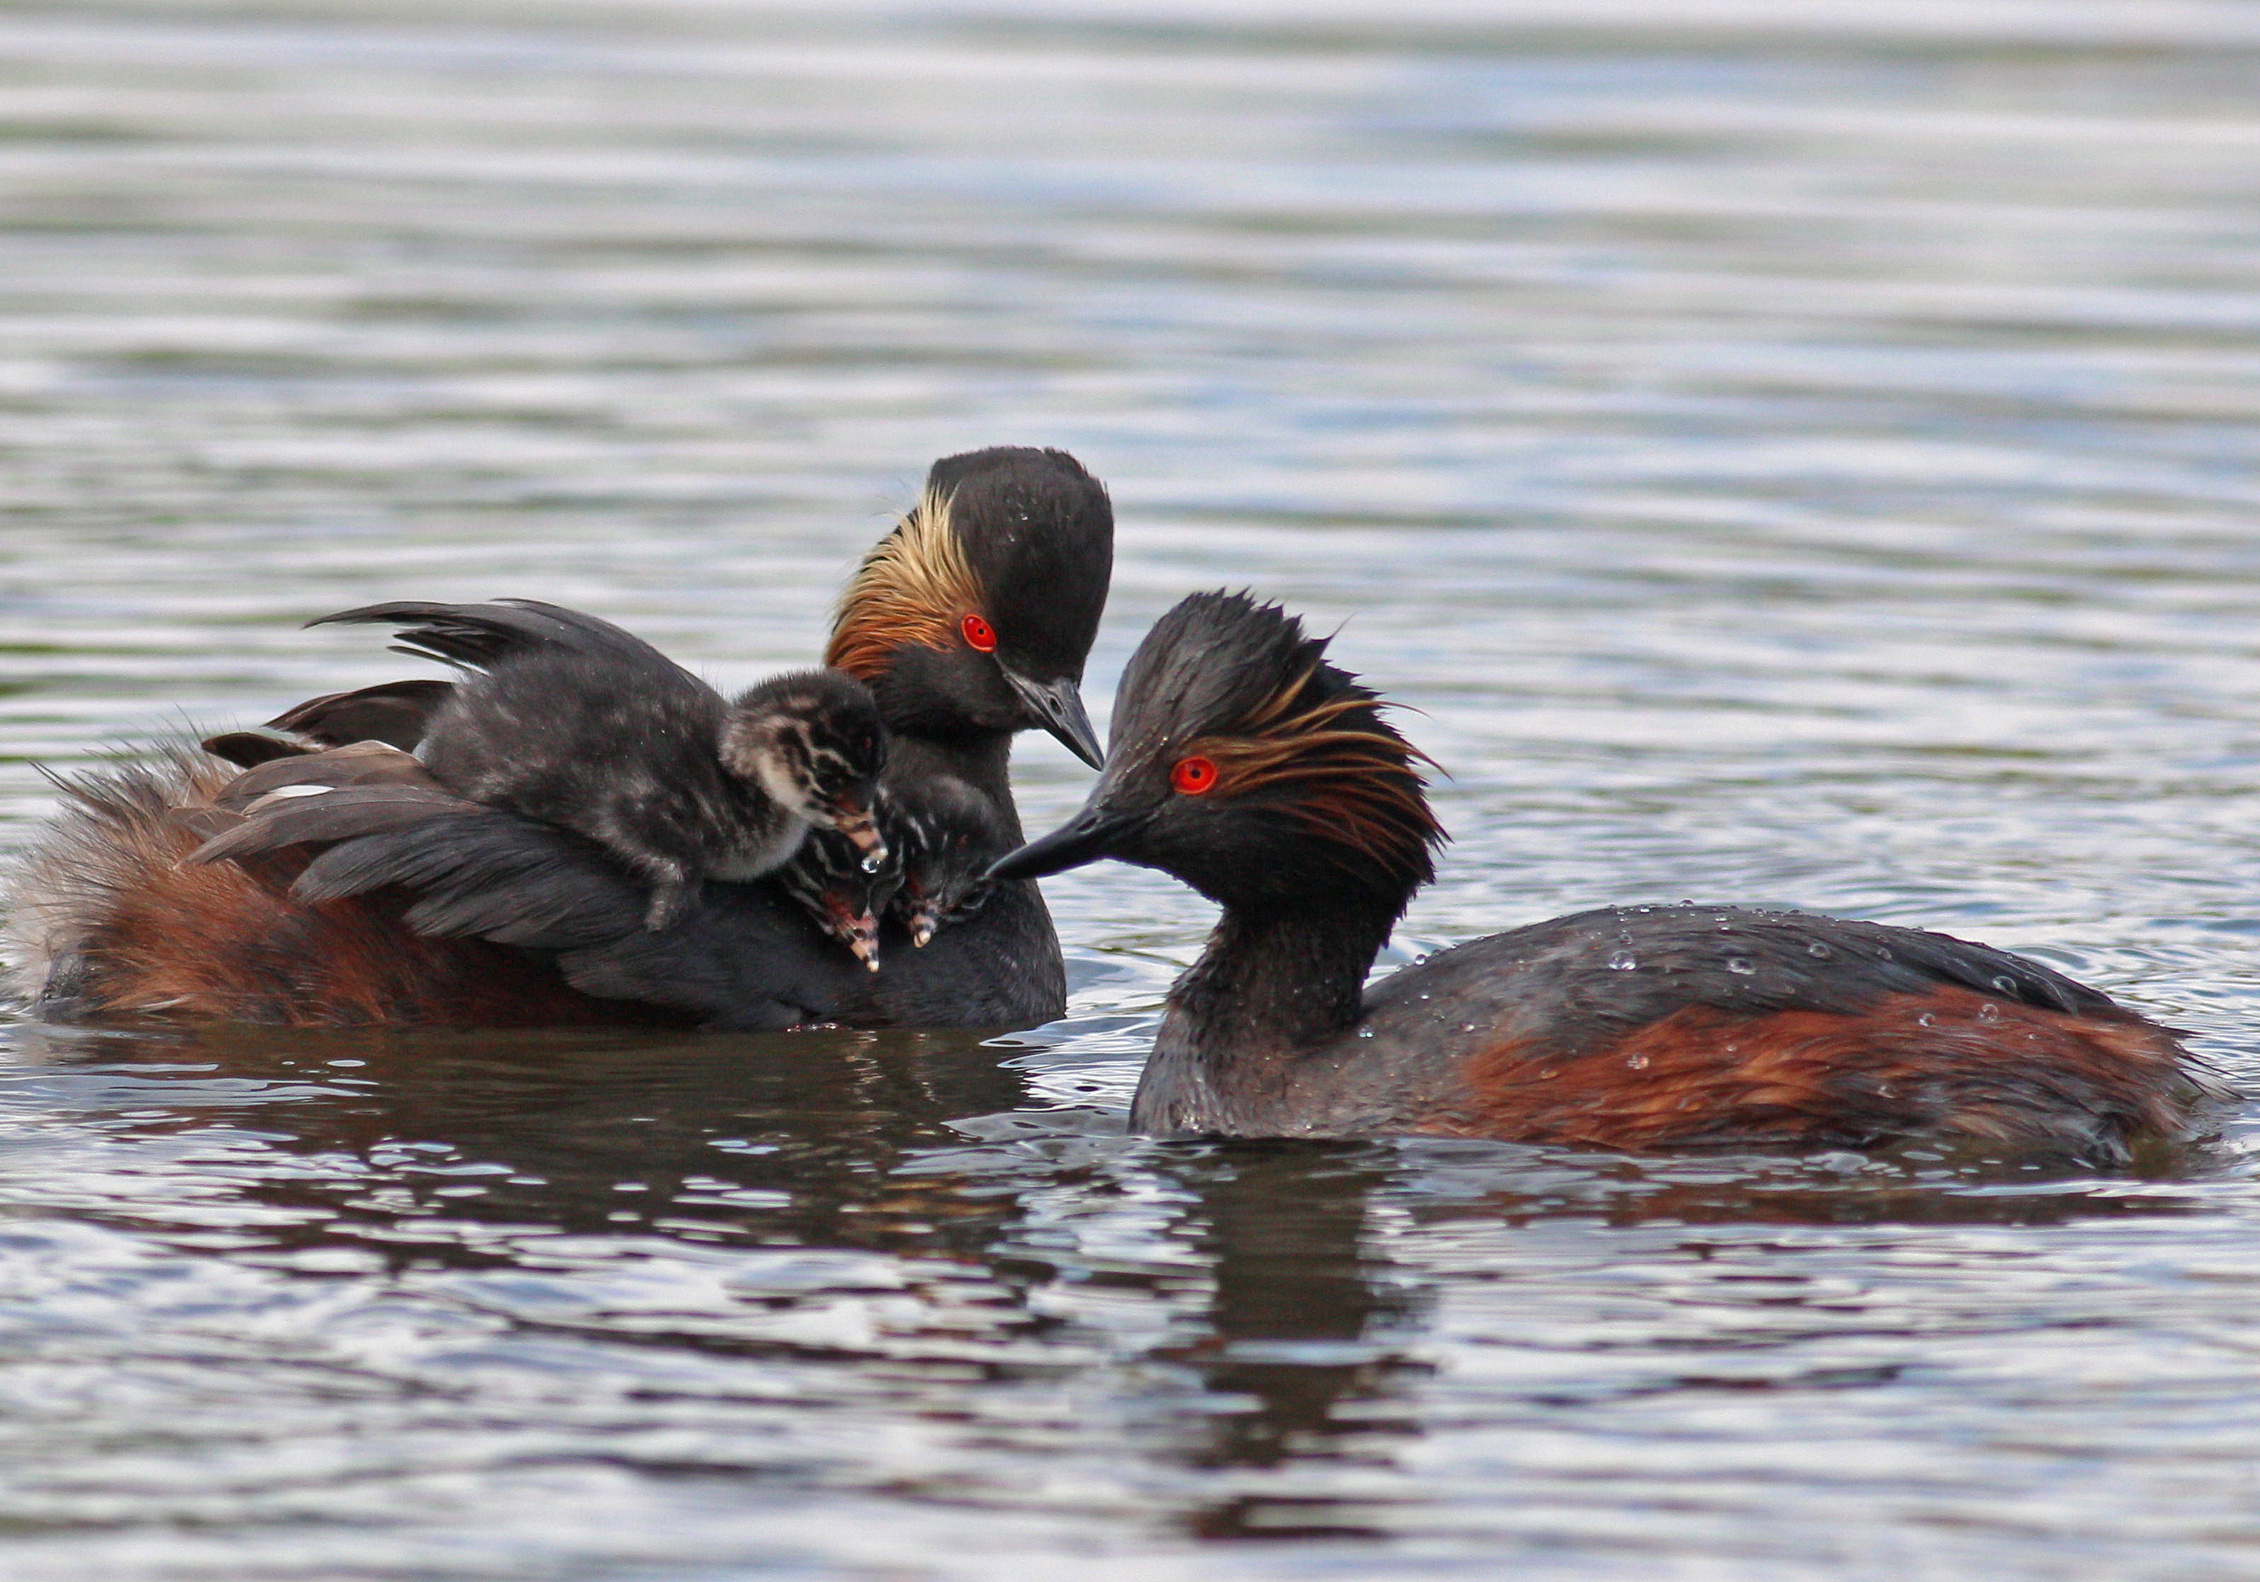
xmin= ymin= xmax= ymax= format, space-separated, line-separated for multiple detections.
xmin=334 ymin=600 xmax=888 ymax=931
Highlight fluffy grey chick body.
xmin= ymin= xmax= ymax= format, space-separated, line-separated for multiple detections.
xmin=420 ymin=656 xmax=886 ymax=931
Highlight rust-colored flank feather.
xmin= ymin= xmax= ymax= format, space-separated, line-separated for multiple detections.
xmin=1 ymin=747 xmax=654 ymax=1028
xmin=1444 ymin=985 xmax=2191 ymax=1153
xmin=1189 ymin=660 xmax=1444 ymax=886
xmin=824 ymin=487 xmax=982 ymax=682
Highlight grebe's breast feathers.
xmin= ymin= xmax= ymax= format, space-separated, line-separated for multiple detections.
xmin=997 ymin=591 xmax=1443 ymax=914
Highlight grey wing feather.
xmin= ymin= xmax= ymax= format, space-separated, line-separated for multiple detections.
xmin=201 ymin=732 xmax=314 ymax=769
xmin=188 ymin=784 xmax=479 ymax=866
xmin=212 ymin=741 xmax=439 ymax=813
xmin=266 ymin=678 xmax=457 ymax=749
xmin=292 ymin=812 xmax=665 ymax=949
xmin=309 ymin=599 xmax=689 ymax=677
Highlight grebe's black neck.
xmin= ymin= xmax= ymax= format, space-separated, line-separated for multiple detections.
xmin=1165 ymin=899 xmax=1393 ymax=1055
xmin=1133 ymin=892 xmax=1399 ymax=1132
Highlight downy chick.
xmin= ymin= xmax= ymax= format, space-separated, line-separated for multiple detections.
xmin=777 ymin=793 xmax=907 ymax=971
xmin=886 ymin=775 xmax=1012 ymax=948
xmin=420 ymin=653 xmax=887 ymax=931
xmin=778 ymin=774 xmax=1011 ymax=968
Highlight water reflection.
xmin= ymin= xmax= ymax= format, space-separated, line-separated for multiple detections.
xmin=62 ymin=1025 xmax=1041 ymax=1254
xmin=1 ymin=1002 xmax=2249 ymax=1572
xmin=1164 ymin=1145 xmax=1425 ymax=1540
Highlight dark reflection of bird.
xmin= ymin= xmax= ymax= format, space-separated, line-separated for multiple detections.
xmin=3 ymin=446 xmax=1113 ymax=1031
xmin=42 ymin=1018 xmax=1048 ymax=1277
xmin=992 ymin=592 xmax=2222 ymax=1161
xmin=1162 ymin=1146 xmax=1421 ymax=1542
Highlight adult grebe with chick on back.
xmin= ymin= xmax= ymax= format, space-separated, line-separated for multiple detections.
xmin=4 ymin=447 xmax=1114 ymax=1032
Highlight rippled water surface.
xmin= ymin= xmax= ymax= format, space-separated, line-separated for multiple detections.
xmin=8 ymin=2 xmax=2260 ymax=1576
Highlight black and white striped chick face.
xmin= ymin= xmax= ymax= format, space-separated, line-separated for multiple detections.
xmin=887 ymin=794 xmax=1002 ymax=949
xmin=778 ymin=815 xmax=907 ymax=971
xmin=719 ymin=669 xmax=889 ymax=864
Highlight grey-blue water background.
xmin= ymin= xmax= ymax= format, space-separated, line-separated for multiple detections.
xmin=7 ymin=2 xmax=2260 ymax=1577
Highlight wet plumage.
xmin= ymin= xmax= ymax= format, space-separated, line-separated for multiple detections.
xmin=991 ymin=592 xmax=2219 ymax=1161
xmin=4 ymin=446 xmax=1113 ymax=1029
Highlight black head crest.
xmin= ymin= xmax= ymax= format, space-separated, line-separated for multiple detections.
xmin=826 ymin=448 xmax=1112 ymax=686
xmin=1109 ymin=591 xmax=1444 ymax=904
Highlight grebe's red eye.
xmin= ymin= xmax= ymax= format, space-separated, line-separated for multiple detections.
xmin=1171 ymin=756 xmax=1218 ymax=795
xmin=961 ymin=613 xmax=997 ymax=652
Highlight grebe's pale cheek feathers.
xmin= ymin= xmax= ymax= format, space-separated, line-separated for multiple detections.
xmin=724 ymin=714 xmax=813 ymax=823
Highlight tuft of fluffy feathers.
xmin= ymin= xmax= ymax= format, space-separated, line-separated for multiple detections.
xmin=2 ymin=745 xmax=231 ymax=1011
xmin=1115 ymin=591 xmax=1445 ymax=901
xmin=825 ymin=487 xmax=982 ymax=684
xmin=0 ymin=741 xmax=659 ymax=1027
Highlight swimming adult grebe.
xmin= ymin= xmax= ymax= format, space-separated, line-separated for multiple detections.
xmin=4 ymin=446 xmax=1113 ymax=1029
xmin=989 ymin=592 xmax=2218 ymax=1159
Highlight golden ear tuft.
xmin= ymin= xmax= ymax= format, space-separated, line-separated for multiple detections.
xmin=825 ymin=488 xmax=984 ymax=683
xmin=1182 ymin=662 xmax=1443 ymax=884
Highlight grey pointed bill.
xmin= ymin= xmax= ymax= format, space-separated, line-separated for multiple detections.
xmin=1004 ymin=670 xmax=1104 ymax=770
xmin=986 ymin=803 xmax=1147 ymax=883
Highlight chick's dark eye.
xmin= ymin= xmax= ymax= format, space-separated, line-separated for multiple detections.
xmin=961 ymin=613 xmax=997 ymax=652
